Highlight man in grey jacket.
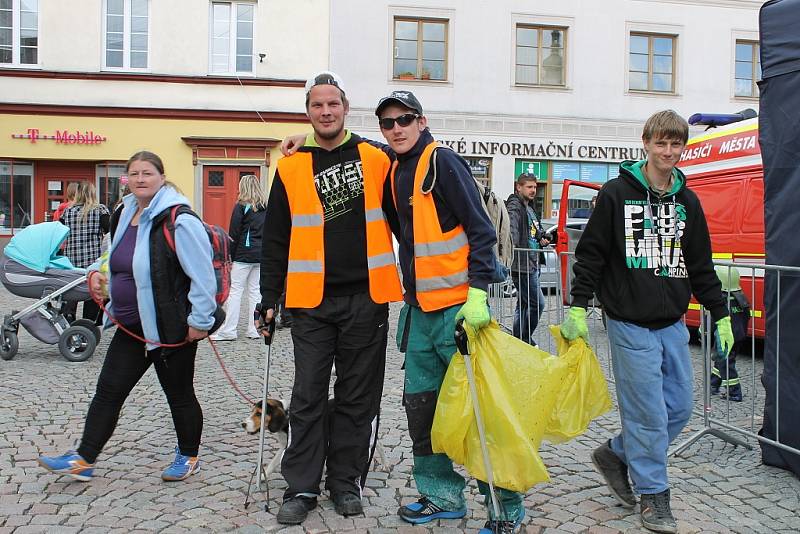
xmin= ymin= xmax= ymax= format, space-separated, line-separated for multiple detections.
xmin=506 ymin=172 xmax=550 ymax=345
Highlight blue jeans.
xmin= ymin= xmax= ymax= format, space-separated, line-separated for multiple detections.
xmin=606 ymin=318 xmax=694 ymax=495
xmin=511 ymin=269 xmax=546 ymax=345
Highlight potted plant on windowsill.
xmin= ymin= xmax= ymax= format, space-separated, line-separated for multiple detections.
xmin=420 ymin=70 xmax=431 ymax=80
xmin=397 ymin=71 xmax=416 ymax=80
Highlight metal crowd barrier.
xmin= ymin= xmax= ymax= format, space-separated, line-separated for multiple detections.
xmin=487 ymin=247 xmax=604 ymax=359
xmin=671 ymin=261 xmax=800 ymax=463
xmin=489 ymin=251 xmax=800 ymax=465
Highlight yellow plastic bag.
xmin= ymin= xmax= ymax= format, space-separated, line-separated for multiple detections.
xmin=544 ymin=326 xmax=613 ymax=443
xmin=431 ymin=321 xmax=570 ymax=492
xmin=431 ymin=322 xmax=613 ymax=493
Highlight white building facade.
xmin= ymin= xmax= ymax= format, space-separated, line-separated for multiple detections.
xmin=0 ymin=0 xmax=329 ymax=235
xmin=330 ymin=0 xmax=763 ymax=217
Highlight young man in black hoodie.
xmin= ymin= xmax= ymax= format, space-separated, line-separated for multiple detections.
xmin=257 ymin=72 xmax=403 ymax=525
xmin=560 ymin=110 xmax=734 ymax=533
xmin=375 ymin=91 xmax=524 ymax=534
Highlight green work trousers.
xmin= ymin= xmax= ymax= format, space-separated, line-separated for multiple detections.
xmin=398 ymin=303 xmax=523 ymax=520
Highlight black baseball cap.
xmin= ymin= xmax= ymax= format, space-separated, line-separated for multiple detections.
xmin=375 ymin=91 xmax=423 ymax=116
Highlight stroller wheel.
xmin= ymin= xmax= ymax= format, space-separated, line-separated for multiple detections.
xmin=70 ymin=319 xmax=102 ymax=345
xmin=58 ymin=325 xmax=97 ymax=362
xmin=0 ymin=331 xmax=19 ymax=361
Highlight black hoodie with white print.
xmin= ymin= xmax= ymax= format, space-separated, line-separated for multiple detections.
xmin=570 ymin=159 xmax=727 ymax=329
xmin=259 ymin=131 xmax=399 ymax=307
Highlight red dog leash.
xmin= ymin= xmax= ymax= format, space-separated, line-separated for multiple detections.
xmin=87 ymin=270 xmax=256 ymax=405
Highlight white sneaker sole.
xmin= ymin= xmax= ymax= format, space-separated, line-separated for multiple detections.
xmin=162 ymin=461 xmax=200 ymax=481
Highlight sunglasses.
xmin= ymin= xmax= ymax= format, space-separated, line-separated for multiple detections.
xmin=379 ymin=113 xmax=420 ymax=130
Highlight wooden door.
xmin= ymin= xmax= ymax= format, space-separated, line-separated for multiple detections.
xmin=202 ymin=166 xmax=260 ymax=231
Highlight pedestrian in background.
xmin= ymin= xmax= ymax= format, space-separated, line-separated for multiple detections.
xmin=710 ymin=265 xmax=749 ymax=402
xmin=506 ymin=173 xmax=549 ymax=346
xmin=38 ymin=150 xmax=217 ymax=483
xmin=561 ymin=110 xmax=733 ymax=533
xmin=59 ymin=181 xmax=110 ymax=324
xmin=211 ymin=174 xmax=267 ymax=341
xmin=53 ymin=182 xmax=79 ymax=222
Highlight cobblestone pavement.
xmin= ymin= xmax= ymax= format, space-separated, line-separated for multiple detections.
xmin=1 ymin=289 xmax=799 ymax=533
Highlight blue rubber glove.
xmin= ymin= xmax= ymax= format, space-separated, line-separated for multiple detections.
xmin=455 ymin=287 xmax=491 ymax=330
xmin=560 ymin=306 xmax=588 ymax=341
xmin=715 ymin=316 xmax=734 ymax=360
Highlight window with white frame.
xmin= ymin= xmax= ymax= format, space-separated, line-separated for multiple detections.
xmin=104 ymin=0 xmax=148 ymax=69
xmin=210 ymin=1 xmax=254 ymax=75
xmin=734 ymin=40 xmax=760 ymax=98
xmin=0 ymin=0 xmax=38 ymax=66
xmin=516 ymin=25 xmax=567 ymax=86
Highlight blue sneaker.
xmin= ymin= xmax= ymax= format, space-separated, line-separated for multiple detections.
xmin=397 ymin=497 xmax=467 ymax=524
xmin=38 ymin=451 xmax=94 ymax=481
xmin=161 ymin=447 xmax=200 ymax=481
xmin=478 ymin=508 xmax=525 ymax=533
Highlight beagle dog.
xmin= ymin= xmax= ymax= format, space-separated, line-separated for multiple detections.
xmin=241 ymin=398 xmax=388 ymax=479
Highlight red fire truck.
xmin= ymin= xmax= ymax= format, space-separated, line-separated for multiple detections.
xmin=555 ymin=115 xmax=764 ymax=338
xmin=678 ymin=116 xmax=764 ymax=337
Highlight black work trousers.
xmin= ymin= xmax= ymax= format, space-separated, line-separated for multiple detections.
xmin=77 ymin=324 xmax=203 ymax=464
xmin=282 ymin=292 xmax=388 ymax=499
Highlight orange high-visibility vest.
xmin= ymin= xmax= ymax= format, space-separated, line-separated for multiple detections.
xmin=391 ymin=141 xmax=469 ymax=311
xmin=278 ymin=143 xmax=402 ymax=308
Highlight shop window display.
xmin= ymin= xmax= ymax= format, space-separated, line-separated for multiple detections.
xmin=0 ymin=160 xmax=33 ymax=233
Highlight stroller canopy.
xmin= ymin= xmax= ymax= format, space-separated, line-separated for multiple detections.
xmin=3 ymin=222 xmax=78 ymax=273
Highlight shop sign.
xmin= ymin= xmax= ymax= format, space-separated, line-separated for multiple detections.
xmin=11 ymin=128 xmax=107 ymax=145
xmin=439 ymin=137 xmax=645 ymax=161
xmin=679 ymin=126 xmax=759 ymax=167
xmin=515 ymin=160 xmax=548 ymax=181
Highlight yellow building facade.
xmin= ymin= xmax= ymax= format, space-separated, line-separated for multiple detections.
xmin=0 ymin=106 xmax=310 ymax=238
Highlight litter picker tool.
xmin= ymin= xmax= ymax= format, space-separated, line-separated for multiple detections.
xmin=244 ymin=303 xmax=277 ymax=511
xmin=454 ymin=320 xmax=509 ymax=529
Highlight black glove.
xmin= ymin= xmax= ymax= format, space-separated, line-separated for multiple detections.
xmin=254 ymin=303 xmax=276 ymax=343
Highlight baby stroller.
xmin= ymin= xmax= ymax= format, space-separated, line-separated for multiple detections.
xmin=0 ymin=222 xmax=100 ymax=362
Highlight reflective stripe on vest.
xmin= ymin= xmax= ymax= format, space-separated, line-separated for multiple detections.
xmin=367 ymin=252 xmax=396 ymax=270
xmin=288 ymin=259 xmax=323 ymax=273
xmin=393 ymin=141 xmax=470 ymax=311
xmin=292 ymin=214 xmax=323 ymax=227
xmin=416 ymin=270 xmax=469 ymax=292
xmin=365 ymin=207 xmax=386 ymax=223
xmin=414 ymin=232 xmax=469 ymax=257
xmin=278 ymin=143 xmax=402 ymax=308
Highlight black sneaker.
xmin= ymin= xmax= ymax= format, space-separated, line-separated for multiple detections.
xmin=276 ymin=496 xmax=317 ymax=525
xmin=591 ymin=440 xmax=636 ymax=508
xmin=332 ymin=492 xmax=363 ymax=516
xmin=397 ymin=497 xmax=467 ymax=524
xmin=721 ymin=387 xmax=743 ymax=402
xmin=478 ymin=508 xmax=525 ymax=533
xmin=640 ymin=489 xmax=677 ymax=533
